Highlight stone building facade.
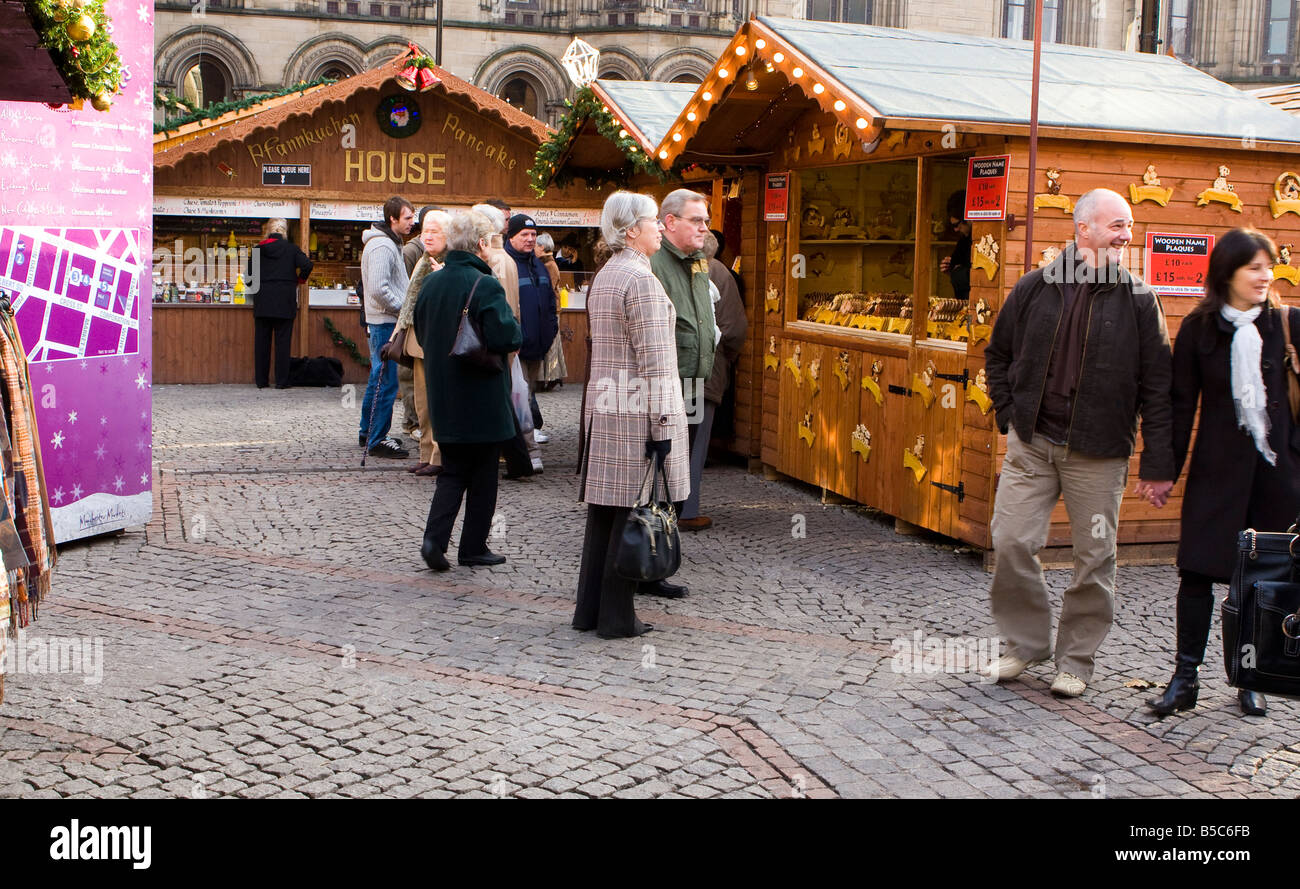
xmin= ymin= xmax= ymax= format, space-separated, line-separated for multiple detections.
xmin=154 ymin=0 xmax=1300 ymax=126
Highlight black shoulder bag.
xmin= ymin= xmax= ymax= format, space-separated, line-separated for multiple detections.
xmin=1223 ymin=517 xmax=1300 ymax=699
xmin=614 ymin=458 xmax=681 ymax=583
xmin=449 ymin=276 xmax=503 ymax=374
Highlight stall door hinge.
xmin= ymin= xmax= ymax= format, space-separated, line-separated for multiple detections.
xmin=935 ymin=370 xmax=969 ymax=386
xmin=887 ymin=384 xmax=912 ymax=397
xmin=931 ymin=480 xmax=965 ymax=501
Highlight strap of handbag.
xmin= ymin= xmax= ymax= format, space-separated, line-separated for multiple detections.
xmin=460 ymin=275 xmax=484 ymax=317
xmin=634 ymin=455 xmax=670 ymax=508
xmin=1283 ymin=305 xmax=1300 ymax=423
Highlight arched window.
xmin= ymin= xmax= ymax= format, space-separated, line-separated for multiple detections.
xmin=181 ymin=60 xmax=230 ymax=107
xmin=319 ymin=63 xmax=355 ymax=81
xmin=500 ymin=75 xmax=540 ymax=118
xmin=599 ymin=71 xmax=627 ymax=80
xmin=669 ymin=73 xmax=702 ymax=83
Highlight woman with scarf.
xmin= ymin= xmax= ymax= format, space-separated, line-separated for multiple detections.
xmin=394 ymin=209 xmax=450 ymax=476
xmin=1149 ymin=228 xmax=1300 ymax=717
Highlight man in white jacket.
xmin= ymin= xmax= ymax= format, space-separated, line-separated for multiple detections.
xmin=359 ymin=195 xmax=414 ymax=458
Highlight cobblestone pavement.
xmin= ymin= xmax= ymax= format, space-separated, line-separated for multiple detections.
xmin=0 ymin=381 xmax=1296 ymax=798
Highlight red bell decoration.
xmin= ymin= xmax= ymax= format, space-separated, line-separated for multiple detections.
xmin=416 ymin=68 xmax=439 ymax=92
xmin=397 ymin=64 xmax=419 ymax=91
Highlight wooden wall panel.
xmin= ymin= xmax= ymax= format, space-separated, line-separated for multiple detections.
xmin=558 ymin=310 xmax=588 ymax=385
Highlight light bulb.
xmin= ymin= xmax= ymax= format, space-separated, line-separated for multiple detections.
xmin=792 ymin=67 xmax=803 ymax=78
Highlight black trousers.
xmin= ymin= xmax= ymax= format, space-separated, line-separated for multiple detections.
xmin=573 ymin=504 xmax=643 ymax=636
xmin=254 ymin=317 xmax=294 ymax=388
xmin=423 ymin=441 xmax=501 ymax=559
xmin=501 ymin=416 xmax=533 ymax=477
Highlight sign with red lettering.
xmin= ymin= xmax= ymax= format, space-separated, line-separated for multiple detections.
xmin=965 ymin=156 xmax=1010 ymax=220
xmin=1145 ymin=232 xmax=1214 ymax=296
xmin=765 ymin=173 xmax=789 ymax=222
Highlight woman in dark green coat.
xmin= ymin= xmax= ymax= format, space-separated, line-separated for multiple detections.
xmin=413 ymin=210 xmax=522 ymax=571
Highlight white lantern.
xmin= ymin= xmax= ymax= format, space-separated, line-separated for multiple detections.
xmin=561 ymin=38 xmax=600 ymax=88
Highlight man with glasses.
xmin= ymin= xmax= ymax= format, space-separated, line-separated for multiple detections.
xmin=649 ymin=189 xmax=717 ymax=547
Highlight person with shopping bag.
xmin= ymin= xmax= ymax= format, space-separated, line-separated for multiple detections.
xmin=1149 ymin=228 xmax=1300 ymax=717
xmin=573 ymin=192 xmax=690 ymax=638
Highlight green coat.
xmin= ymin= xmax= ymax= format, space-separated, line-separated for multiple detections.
xmin=650 ymin=240 xmax=715 ymax=383
xmin=413 ymin=251 xmax=522 ymax=444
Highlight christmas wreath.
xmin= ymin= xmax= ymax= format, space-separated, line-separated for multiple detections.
xmin=25 ymin=0 xmax=123 ymax=110
xmin=527 ymin=85 xmax=667 ymax=197
xmin=323 ymin=317 xmax=369 ymax=369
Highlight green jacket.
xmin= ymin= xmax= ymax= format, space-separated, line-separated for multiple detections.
xmin=650 ymin=240 xmax=715 ymax=382
xmin=413 ymin=251 xmax=522 ymax=444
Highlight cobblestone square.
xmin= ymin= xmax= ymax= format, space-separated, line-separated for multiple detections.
xmin=0 ymin=383 xmax=1295 ymax=799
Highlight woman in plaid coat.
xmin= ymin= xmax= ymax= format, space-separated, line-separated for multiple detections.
xmin=574 ymin=192 xmax=690 ymax=638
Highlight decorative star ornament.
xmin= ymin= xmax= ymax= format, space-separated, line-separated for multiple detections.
xmin=561 ymin=38 xmax=600 ymax=88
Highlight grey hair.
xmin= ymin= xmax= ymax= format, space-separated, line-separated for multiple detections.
xmin=600 ymin=191 xmax=658 ymax=250
xmin=422 ymin=209 xmax=451 ymax=233
xmin=1072 ymin=188 xmax=1126 ymax=227
xmin=536 ymin=232 xmax=555 ymax=252
xmin=471 ymin=203 xmax=505 ymax=234
xmin=702 ymin=230 xmax=719 ymax=258
xmin=264 ymin=218 xmax=288 ymax=237
xmin=659 ymin=187 xmax=707 ymax=222
xmin=445 ymin=210 xmax=497 ymax=253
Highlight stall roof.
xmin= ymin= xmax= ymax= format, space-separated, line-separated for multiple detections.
xmin=1251 ymin=83 xmax=1300 ymax=115
xmin=656 ymin=17 xmax=1300 ymax=167
xmin=593 ymin=80 xmax=698 ymax=150
xmin=155 ymin=58 xmax=552 ymax=169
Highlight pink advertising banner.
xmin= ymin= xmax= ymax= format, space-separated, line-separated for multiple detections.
xmin=0 ymin=2 xmax=153 ymax=542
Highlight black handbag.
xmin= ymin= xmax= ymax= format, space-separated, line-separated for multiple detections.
xmin=449 ymin=277 xmax=503 ymax=374
xmin=614 ymin=458 xmax=681 ymax=583
xmin=1223 ymin=518 xmax=1300 ymax=699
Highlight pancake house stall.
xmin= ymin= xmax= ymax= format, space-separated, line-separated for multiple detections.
xmin=532 ymin=78 xmax=701 ymax=381
xmin=152 ymin=57 xmax=599 ymax=384
xmin=656 ymin=17 xmax=1300 ymax=552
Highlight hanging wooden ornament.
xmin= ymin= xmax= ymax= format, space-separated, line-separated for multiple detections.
xmin=798 ymin=411 xmax=815 ymax=447
xmin=1129 ymin=164 xmax=1174 ymax=206
xmin=969 ymin=298 xmax=993 ymax=345
xmin=764 ymin=335 xmax=778 ymax=371
xmin=903 ymin=434 xmax=927 ymax=482
xmin=1033 ymin=168 xmax=1074 ymax=214
xmin=851 ymin=424 xmax=871 ymax=462
xmin=834 ymin=351 xmax=850 ymax=390
xmin=784 ymin=342 xmax=803 ymax=385
xmin=1275 ymin=245 xmax=1299 ymax=286
xmin=1268 ymin=172 xmax=1300 ymax=219
xmin=912 ymin=359 xmax=936 ymax=409
xmin=861 ymin=359 xmax=883 ymax=406
xmin=1196 ymin=165 xmax=1242 ymax=212
xmin=765 ymin=283 xmax=780 ymax=313
xmin=972 ymin=234 xmax=1000 ymax=281
xmin=807 ymin=357 xmax=821 ymax=398
xmin=966 ymin=368 xmax=993 ymax=415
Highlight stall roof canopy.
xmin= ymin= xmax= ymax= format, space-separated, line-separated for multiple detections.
xmin=764 ymin=17 xmax=1300 ymax=141
xmin=594 ymin=80 xmax=698 ymax=149
xmin=1251 ymin=83 xmax=1300 ymax=115
xmin=657 ymin=17 xmax=1300 ymax=166
xmin=155 ymin=58 xmax=552 ymax=169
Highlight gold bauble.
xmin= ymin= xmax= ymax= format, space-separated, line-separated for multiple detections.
xmin=70 ymin=0 xmax=90 ymax=8
xmin=67 ymin=13 xmax=95 ymax=42
xmin=90 ymin=93 xmax=111 ymax=112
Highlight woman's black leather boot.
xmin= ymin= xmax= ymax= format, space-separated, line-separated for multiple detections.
xmin=1148 ymin=578 xmax=1213 ymax=716
xmin=1238 ymin=690 xmax=1267 ymax=716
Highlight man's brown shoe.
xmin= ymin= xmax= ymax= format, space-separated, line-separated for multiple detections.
xmin=408 ymin=463 xmax=428 ymax=474
xmin=679 ymin=516 xmax=712 ymax=531
xmin=414 ymin=463 xmax=442 ymax=477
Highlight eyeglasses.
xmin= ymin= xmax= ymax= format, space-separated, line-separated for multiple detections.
xmin=673 ymin=215 xmax=710 ymax=229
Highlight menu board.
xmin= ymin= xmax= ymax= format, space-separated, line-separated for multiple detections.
xmin=0 ymin=1 xmax=153 ymax=542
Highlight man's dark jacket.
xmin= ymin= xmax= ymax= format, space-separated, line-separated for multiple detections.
xmin=983 ymin=242 xmax=1174 ymax=480
xmin=250 ymin=233 xmax=312 ymax=319
xmin=503 ymin=241 xmax=557 ymax=361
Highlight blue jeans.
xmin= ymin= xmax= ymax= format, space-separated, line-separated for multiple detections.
xmin=360 ymin=322 xmax=398 ymax=449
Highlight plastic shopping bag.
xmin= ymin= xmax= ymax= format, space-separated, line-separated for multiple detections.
xmin=510 ymin=355 xmax=535 ymax=436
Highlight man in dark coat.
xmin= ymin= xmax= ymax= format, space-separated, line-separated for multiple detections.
xmin=250 ymin=218 xmax=312 ymax=389
xmin=502 ymin=213 xmax=557 ymax=471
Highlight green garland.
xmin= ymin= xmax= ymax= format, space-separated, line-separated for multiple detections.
xmin=323 ymin=317 xmax=370 ymax=369
xmin=528 ymin=85 xmax=667 ymax=197
xmin=154 ymin=77 xmax=337 ymax=134
xmin=24 ymin=0 xmax=123 ymax=108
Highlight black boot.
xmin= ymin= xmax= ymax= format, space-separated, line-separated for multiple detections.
xmin=1148 ymin=654 xmax=1200 ymax=715
xmin=1148 ymin=575 xmax=1214 ymax=716
xmin=1239 ymin=689 xmax=1267 ymax=716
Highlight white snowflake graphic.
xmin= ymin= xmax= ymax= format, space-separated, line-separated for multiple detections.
xmin=0 ymin=151 xmax=15 ymax=168
xmin=80 ymin=360 xmax=88 ymax=370
xmin=135 ymin=372 xmax=148 ymax=389
xmin=67 ymin=411 xmax=77 ymax=424
xmin=52 ymin=487 xmax=64 ymax=504
xmin=71 ymin=483 xmax=83 ymax=500
xmin=94 ymin=443 xmax=106 ymax=460
xmin=137 ymin=2 xmax=149 ymax=20
xmin=100 ymin=415 xmax=108 ymax=425
xmin=50 ymin=431 xmax=64 ymax=448
xmin=113 ymin=475 xmax=124 ymax=492
xmin=139 ymin=473 xmax=148 ymax=485
xmin=50 ymin=154 xmax=63 ymax=171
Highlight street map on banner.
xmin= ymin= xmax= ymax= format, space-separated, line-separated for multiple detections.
xmin=0 ymin=227 xmax=141 ymax=361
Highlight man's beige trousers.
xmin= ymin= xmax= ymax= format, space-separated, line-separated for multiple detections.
xmin=989 ymin=429 xmax=1130 ymax=681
